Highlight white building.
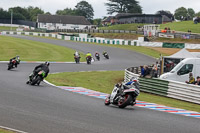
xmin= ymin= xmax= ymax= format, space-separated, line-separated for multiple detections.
xmin=37 ymin=14 xmax=92 ymax=30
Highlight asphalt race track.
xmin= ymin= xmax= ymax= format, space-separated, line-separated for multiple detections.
xmin=0 ymin=35 xmax=200 ymax=133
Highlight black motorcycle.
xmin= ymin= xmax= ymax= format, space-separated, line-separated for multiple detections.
xmin=74 ymin=56 xmax=80 ymax=64
xmin=27 ymin=70 xmax=46 ymax=85
xmin=105 ymin=79 xmax=140 ymax=108
xmin=86 ymin=56 xmax=92 ymax=64
xmin=8 ymin=59 xmax=17 ymax=70
xmin=103 ymin=53 xmax=109 ymax=59
xmin=95 ymin=54 xmax=100 ymax=61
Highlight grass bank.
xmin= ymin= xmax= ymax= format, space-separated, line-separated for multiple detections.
xmin=0 ymin=36 xmax=85 ymax=61
xmin=0 ymin=26 xmax=17 ymax=31
xmin=30 ymin=35 xmax=168 ymax=58
xmin=99 ymin=23 xmax=145 ymax=31
xmin=0 ymin=128 xmax=16 ymax=133
xmin=46 ymin=71 xmax=200 ymax=112
xmin=85 ymin=41 xmax=168 ymax=58
xmin=159 ymin=21 xmax=200 ymax=34
xmin=91 ymin=33 xmax=143 ymax=40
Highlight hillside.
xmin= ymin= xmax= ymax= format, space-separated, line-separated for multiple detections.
xmin=99 ymin=21 xmax=200 ymax=34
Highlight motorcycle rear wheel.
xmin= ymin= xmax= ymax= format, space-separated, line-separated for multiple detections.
xmin=31 ymin=76 xmax=41 ymax=85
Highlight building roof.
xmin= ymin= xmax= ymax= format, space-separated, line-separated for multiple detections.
xmin=115 ymin=13 xmax=162 ymax=19
xmin=102 ymin=16 xmax=114 ymax=22
xmin=38 ymin=14 xmax=91 ymax=25
xmin=162 ymin=15 xmax=173 ymax=22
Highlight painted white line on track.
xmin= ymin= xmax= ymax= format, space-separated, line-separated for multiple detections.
xmin=0 ymin=125 xmax=28 ymax=133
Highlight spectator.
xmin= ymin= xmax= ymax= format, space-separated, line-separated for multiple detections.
xmin=185 ymin=72 xmax=195 ymax=84
xmin=194 ymin=76 xmax=200 ymax=85
xmin=140 ymin=66 xmax=145 ymax=77
xmin=144 ymin=65 xmax=150 ymax=77
xmin=152 ymin=62 xmax=159 ymax=78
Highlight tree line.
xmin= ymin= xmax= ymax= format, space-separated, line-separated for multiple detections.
xmin=0 ymin=0 xmax=200 ymax=23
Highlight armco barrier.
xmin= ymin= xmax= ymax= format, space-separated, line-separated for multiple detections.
xmin=125 ymin=67 xmax=200 ymax=104
xmin=168 ymin=81 xmax=200 ymax=104
xmin=139 ymin=78 xmax=169 ymax=96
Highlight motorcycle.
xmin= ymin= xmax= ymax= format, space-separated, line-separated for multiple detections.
xmin=27 ymin=69 xmax=46 ymax=85
xmin=86 ymin=56 xmax=92 ymax=64
xmin=95 ymin=54 xmax=100 ymax=61
xmin=8 ymin=59 xmax=17 ymax=70
xmin=104 ymin=79 xmax=140 ymax=108
xmin=103 ymin=53 xmax=109 ymax=59
xmin=74 ymin=56 xmax=80 ymax=64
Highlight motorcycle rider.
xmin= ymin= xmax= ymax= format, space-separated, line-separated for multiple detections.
xmin=95 ymin=51 xmax=100 ymax=60
xmin=102 ymin=51 xmax=107 ymax=56
xmin=114 ymin=78 xmax=139 ymax=104
xmin=26 ymin=61 xmax=50 ymax=85
xmin=9 ymin=55 xmax=20 ymax=68
xmin=74 ymin=51 xmax=80 ymax=58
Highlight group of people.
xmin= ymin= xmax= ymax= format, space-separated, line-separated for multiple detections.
xmin=74 ymin=51 xmax=108 ymax=62
xmin=140 ymin=62 xmax=160 ymax=78
xmin=185 ymin=72 xmax=200 ymax=85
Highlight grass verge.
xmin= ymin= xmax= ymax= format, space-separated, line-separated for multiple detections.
xmin=27 ymin=35 xmax=167 ymax=58
xmin=46 ymin=71 xmax=200 ymax=112
xmin=0 ymin=36 xmax=85 ymax=61
xmin=0 ymin=128 xmax=16 ymax=133
xmin=0 ymin=26 xmax=17 ymax=31
xmin=91 ymin=33 xmax=143 ymax=40
xmin=159 ymin=21 xmax=200 ymax=34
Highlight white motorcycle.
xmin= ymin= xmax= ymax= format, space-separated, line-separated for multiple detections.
xmin=104 ymin=79 xmax=140 ymax=108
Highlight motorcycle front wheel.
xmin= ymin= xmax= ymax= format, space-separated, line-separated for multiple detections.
xmin=104 ymin=95 xmax=110 ymax=105
xmin=118 ymin=94 xmax=133 ymax=108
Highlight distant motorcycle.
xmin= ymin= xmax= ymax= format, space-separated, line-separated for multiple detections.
xmin=104 ymin=78 xmax=140 ymax=108
xmin=103 ymin=53 xmax=109 ymax=59
xmin=8 ymin=59 xmax=18 ymax=70
xmin=95 ymin=54 xmax=100 ymax=61
xmin=74 ymin=56 xmax=80 ymax=64
xmin=86 ymin=56 xmax=92 ymax=64
xmin=27 ymin=69 xmax=46 ymax=85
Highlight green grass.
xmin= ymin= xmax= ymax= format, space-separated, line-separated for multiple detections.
xmin=86 ymin=41 xmax=168 ymax=58
xmin=159 ymin=21 xmax=200 ymax=33
xmin=46 ymin=71 xmax=200 ymax=112
xmin=99 ymin=21 xmax=200 ymax=34
xmin=99 ymin=23 xmax=145 ymax=31
xmin=0 ymin=128 xmax=16 ymax=133
xmin=33 ymin=35 xmax=168 ymax=58
xmin=0 ymin=36 xmax=85 ymax=61
xmin=0 ymin=26 xmax=17 ymax=31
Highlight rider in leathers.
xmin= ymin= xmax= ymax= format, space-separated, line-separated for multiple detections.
xmin=27 ymin=61 xmax=50 ymax=85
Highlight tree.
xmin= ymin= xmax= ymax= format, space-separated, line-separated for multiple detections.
xmin=27 ymin=6 xmax=44 ymax=21
xmin=196 ymin=11 xmax=200 ymax=17
xmin=56 ymin=8 xmax=76 ymax=15
xmin=0 ymin=8 xmax=10 ymax=19
xmin=45 ymin=12 xmax=51 ymax=15
xmin=187 ymin=8 xmax=195 ymax=20
xmin=174 ymin=7 xmax=188 ymax=20
xmin=92 ymin=18 xmax=102 ymax=25
xmin=105 ymin=0 xmax=142 ymax=15
xmin=9 ymin=7 xmax=29 ymax=20
xmin=75 ymin=1 xmax=94 ymax=20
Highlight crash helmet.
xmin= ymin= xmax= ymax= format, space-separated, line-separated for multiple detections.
xmin=45 ymin=61 xmax=50 ymax=66
xmin=16 ymin=55 xmax=20 ymax=59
